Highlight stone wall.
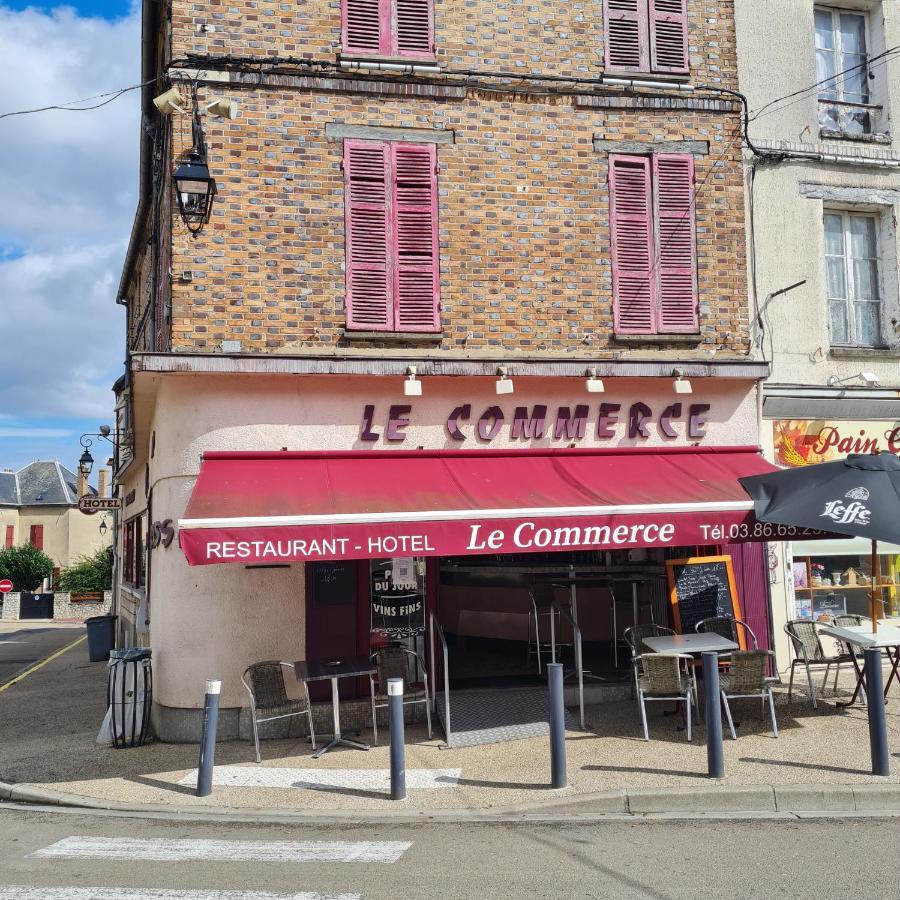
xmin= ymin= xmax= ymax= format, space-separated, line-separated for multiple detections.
xmin=0 ymin=591 xmax=113 ymax=622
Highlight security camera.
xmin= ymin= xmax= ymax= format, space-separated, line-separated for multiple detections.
xmin=860 ymin=372 xmax=880 ymax=385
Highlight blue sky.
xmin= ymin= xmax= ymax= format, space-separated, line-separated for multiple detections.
xmin=0 ymin=0 xmax=138 ymax=478
xmin=2 ymin=0 xmax=131 ymax=17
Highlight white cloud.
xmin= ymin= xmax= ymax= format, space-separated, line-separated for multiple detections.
xmin=0 ymin=427 xmax=72 ymax=438
xmin=0 ymin=4 xmax=138 ymax=423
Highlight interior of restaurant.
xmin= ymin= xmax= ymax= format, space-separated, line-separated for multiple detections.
xmin=360 ymin=542 xmax=770 ymax=693
xmin=435 ymin=549 xmax=673 ymax=689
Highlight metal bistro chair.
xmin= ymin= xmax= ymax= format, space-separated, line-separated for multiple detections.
xmin=828 ymin=614 xmax=870 ymax=698
xmin=783 ymin=619 xmax=847 ymax=709
xmin=623 ymin=624 xmax=676 ymax=698
xmin=719 ymin=650 xmax=779 ymax=739
xmin=527 ymin=583 xmax=571 ymax=675
xmin=634 ymin=652 xmax=696 ymax=742
xmin=369 ymin=645 xmax=432 ymax=745
xmin=241 ymin=661 xmax=316 ymax=764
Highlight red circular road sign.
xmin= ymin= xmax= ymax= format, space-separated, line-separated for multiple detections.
xmin=0 ymin=579 xmax=13 ymax=593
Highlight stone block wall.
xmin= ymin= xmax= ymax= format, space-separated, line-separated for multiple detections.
xmin=0 ymin=591 xmax=113 ymax=622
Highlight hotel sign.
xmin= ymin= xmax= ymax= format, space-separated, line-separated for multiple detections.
xmin=360 ymin=402 xmax=713 ymax=444
xmin=78 ymin=496 xmax=121 ymax=514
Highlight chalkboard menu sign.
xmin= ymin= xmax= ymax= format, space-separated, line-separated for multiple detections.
xmin=309 ymin=562 xmax=355 ymax=607
xmin=370 ymin=557 xmax=426 ymax=637
xmin=666 ymin=556 xmax=741 ymax=639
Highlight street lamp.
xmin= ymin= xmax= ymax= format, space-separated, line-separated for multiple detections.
xmin=99 ymin=517 xmax=108 ymax=537
xmin=78 ymin=448 xmax=94 ymax=477
xmin=79 ymin=429 xmax=115 ymax=482
xmin=173 ymin=150 xmax=217 ymax=234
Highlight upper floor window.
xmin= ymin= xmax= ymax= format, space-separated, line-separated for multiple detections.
xmin=343 ymin=140 xmax=441 ymax=333
xmin=603 ymin=0 xmax=689 ymax=76
xmin=342 ymin=0 xmax=434 ymax=59
xmin=815 ymin=7 xmax=876 ymax=135
xmin=609 ymin=153 xmax=698 ymax=335
xmin=825 ymin=210 xmax=882 ymax=347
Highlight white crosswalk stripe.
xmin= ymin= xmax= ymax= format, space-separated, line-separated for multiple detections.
xmin=0 ymin=890 xmax=358 ymax=900
xmin=177 ymin=766 xmax=460 ymax=791
xmin=31 ymin=836 xmax=412 ymax=863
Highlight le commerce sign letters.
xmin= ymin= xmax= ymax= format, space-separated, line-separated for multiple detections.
xmin=360 ymin=401 xmax=712 ymax=444
xmin=78 ymin=496 xmax=122 ymax=515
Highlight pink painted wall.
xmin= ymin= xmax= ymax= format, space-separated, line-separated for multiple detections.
xmin=136 ymin=372 xmax=761 ymax=709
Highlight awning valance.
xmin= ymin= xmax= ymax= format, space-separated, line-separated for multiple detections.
xmin=178 ymin=447 xmax=796 ymax=566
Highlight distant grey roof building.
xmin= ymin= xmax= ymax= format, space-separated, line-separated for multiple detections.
xmin=0 ymin=462 xmax=96 ymax=508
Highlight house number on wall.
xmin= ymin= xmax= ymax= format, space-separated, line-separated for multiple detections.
xmin=150 ymin=519 xmax=175 ymax=549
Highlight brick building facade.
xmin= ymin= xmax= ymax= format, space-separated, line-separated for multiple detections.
xmin=115 ymin=0 xmax=773 ymax=741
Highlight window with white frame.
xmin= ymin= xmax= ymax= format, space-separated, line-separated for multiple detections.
xmin=824 ymin=210 xmax=882 ymax=347
xmin=814 ymin=7 xmax=876 ymax=135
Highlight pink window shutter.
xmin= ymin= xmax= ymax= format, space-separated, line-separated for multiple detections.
xmin=344 ymin=140 xmax=394 ymax=330
xmin=396 ymin=0 xmax=434 ymax=57
xmin=653 ymin=153 xmax=698 ymax=332
xmin=30 ymin=524 xmax=43 ymax=551
xmin=342 ymin=0 xmax=383 ymax=54
xmin=649 ymin=0 xmax=689 ymax=74
xmin=391 ymin=143 xmax=441 ymax=332
xmin=604 ymin=0 xmax=649 ymax=72
xmin=609 ymin=155 xmax=656 ymax=334
xmin=4 ymin=525 xmax=13 ymax=549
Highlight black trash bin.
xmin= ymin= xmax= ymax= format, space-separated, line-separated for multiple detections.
xmin=85 ymin=614 xmax=117 ymax=662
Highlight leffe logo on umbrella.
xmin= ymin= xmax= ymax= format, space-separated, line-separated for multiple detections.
xmin=820 ymin=487 xmax=872 ymax=526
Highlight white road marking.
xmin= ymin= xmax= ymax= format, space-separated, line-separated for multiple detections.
xmin=31 ymin=836 xmax=412 ymax=863
xmin=0 ymin=890 xmax=358 ymax=900
xmin=177 ymin=766 xmax=460 ymax=791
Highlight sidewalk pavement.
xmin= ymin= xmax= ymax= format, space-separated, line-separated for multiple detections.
xmin=1 ymin=624 xmax=898 ymax=819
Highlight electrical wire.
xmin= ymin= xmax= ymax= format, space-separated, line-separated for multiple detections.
xmin=0 ymin=78 xmax=155 ymax=121
xmin=749 ymin=43 xmax=900 ymax=122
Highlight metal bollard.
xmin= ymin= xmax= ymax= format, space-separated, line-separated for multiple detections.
xmin=548 ymin=662 xmax=567 ymax=789
xmin=702 ymin=653 xmax=725 ymax=779
xmin=196 ymin=679 xmax=221 ymax=797
xmin=388 ymin=677 xmax=406 ymax=801
xmin=864 ymin=648 xmax=890 ymax=776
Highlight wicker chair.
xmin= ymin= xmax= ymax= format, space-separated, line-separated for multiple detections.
xmin=241 ymin=661 xmax=315 ymax=764
xmin=719 ymin=650 xmax=778 ymax=739
xmin=696 ymin=615 xmax=759 ymax=649
xmin=369 ymin=645 xmax=432 ymax=745
xmin=783 ymin=619 xmax=846 ymax=708
xmin=634 ymin=652 xmax=695 ymax=742
xmin=623 ymin=624 xmax=676 ymax=699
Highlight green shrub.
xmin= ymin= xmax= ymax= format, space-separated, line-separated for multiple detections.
xmin=57 ymin=547 xmax=113 ymax=592
xmin=0 ymin=544 xmax=55 ymax=593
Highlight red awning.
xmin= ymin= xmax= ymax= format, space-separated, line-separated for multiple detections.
xmin=177 ymin=447 xmax=801 ymax=566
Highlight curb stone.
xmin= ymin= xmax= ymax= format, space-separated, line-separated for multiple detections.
xmin=627 ymin=785 xmax=777 ymax=814
xmin=2 ymin=778 xmax=899 ymax=821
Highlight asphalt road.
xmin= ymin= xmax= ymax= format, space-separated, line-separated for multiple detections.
xmin=0 ymin=624 xmax=84 ymax=684
xmin=0 ymin=806 xmax=897 ymax=899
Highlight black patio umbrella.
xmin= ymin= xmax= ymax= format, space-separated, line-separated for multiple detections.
xmin=740 ymin=452 xmax=900 ymax=630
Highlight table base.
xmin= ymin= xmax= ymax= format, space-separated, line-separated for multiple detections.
xmin=312 ymin=737 xmax=371 ymax=759
xmin=835 ymin=647 xmax=899 ymax=708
